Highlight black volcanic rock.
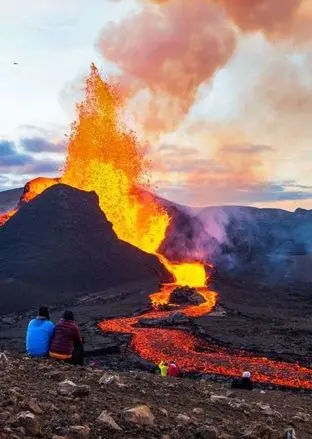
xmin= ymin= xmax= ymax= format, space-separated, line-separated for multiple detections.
xmin=0 ymin=184 xmax=172 ymax=306
xmin=2 ymin=185 xmax=312 ymax=284
xmin=170 ymin=286 xmax=205 ymax=305
xmin=137 ymin=311 xmax=191 ymax=327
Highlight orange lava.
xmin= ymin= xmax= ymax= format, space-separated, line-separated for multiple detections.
xmin=99 ymin=282 xmax=312 ymax=390
xmin=2 ymin=64 xmax=312 ymax=389
xmin=21 ymin=177 xmax=59 ymax=204
xmin=0 ymin=209 xmax=16 ymax=226
xmin=157 ymin=255 xmax=207 ymax=287
xmin=0 ymin=177 xmax=59 ymax=226
xmin=61 ymin=64 xmax=169 ymax=254
xmin=1 ymin=65 xmax=169 ymax=257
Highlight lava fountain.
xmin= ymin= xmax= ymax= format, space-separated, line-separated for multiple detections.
xmin=61 ymin=64 xmax=170 ymax=255
xmin=2 ymin=65 xmax=312 ymax=389
xmin=0 ymin=64 xmax=208 ymax=287
xmin=1 ymin=65 xmax=170 ymax=256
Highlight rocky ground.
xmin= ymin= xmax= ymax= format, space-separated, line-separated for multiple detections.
xmin=0 ymin=354 xmax=312 ymax=439
xmin=0 ymin=279 xmax=157 ymax=356
xmin=196 ymin=276 xmax=312 ymax=365
xmin=1 ymin=275 xmax=312 ymax=368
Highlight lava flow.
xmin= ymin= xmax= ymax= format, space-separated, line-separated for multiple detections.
xmin=100 ymin=275 xmax=312 ymax=391
xmin=2 ymin=65 xmax=312 ymax=389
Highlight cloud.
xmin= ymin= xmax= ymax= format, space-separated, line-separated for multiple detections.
xmin=0 ymin=140 xmax=16 ymax=156
xmin=97 ymin=0 xmax=236 ymax=134
xmin=223 ymin=144 xmax=274 ymax=154
xmin=218 ymin=0 xmax=304 ymax=38
xmin=0 ymin=140 xmax=30 ymax=166
xmin=92 ymin=0 xmax=312 ymax=211
xmin=152 ymin=140 xmax=300 ymax=206
xmin=143 ymin=0 xmax=309 ymax=42
xmin=0 ymin=138 xmax=62 ymax=190
xmin=20 ymin=137 xmax=65 ymax=153
xmin=158 ymin=177 xmax=312 ymax=206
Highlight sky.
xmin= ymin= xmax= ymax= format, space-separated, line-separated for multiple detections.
xmin=1 ymin=0 xmax=312 ymax=210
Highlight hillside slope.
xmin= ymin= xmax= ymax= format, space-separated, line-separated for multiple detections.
xmin=0 ymin=354 xmax=311 ymax=438
xmin=0 ymin=185 xmax=171 ymax=312
xmin=0 ymin=188 xmax=23 ymax=213
xmin=2 ymin=185 xmax=312 ymax=282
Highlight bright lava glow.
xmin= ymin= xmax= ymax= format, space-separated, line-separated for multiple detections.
xmin=61 ymin=64 xmax=170 ymax=255
xmin=3 ymin=64 xmax=312 ymax=389
xmin=99 ymin=284 xmax=312 ymax=390
xmin=157 ymin=255 xmax=207 ymax=287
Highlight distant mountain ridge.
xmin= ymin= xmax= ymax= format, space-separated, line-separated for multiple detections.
xmin=0 ymin=184 xmax=171 ymax=312
xmin=1 ymin=185 xmax=312 ymax=284
xmin=0 ymin=188 xmax=23 ymax=213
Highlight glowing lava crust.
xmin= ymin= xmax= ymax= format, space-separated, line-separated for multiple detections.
xmin=99 ymin=277 xmax=312 ymax=391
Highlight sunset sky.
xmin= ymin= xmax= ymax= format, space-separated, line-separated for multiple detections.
xmin=1 ymin=0 xmax=312 ymax=210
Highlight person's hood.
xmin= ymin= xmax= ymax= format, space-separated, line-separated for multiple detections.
xmin=242 ymin=371 xmax=251 ymax=379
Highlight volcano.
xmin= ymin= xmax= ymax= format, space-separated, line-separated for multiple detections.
xmin=0 ymin=184 xmax=172 ymax=311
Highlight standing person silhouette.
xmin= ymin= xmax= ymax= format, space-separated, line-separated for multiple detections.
xmin=158 ymin=361 xmax=168 ymax=377
xmin=167 ymin=361 xmax=181 ymax=377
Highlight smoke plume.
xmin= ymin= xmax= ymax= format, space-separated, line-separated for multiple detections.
xmin=143 ymin=0 xmax=305 ymax=37
xmin=100 ymin=0 xmax=312 ymax=283
xmin=97 ymin=0 xmax=236 ymax=134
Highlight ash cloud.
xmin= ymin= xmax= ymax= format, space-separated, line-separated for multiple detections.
xmin=144 ymin=0 xmax=307 ymax=42
xmin=97 ymin=0 xmax=236 ymax=134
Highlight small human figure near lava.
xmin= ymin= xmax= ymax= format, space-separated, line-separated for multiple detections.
xmin=49 ymin=310 xmax=84 ymax=366
xmin=26 ymin=306 xmax=55 ymax=358
xmin=231 ymin=371 xmax=254 ymax=390
xmin=158 ymin=360 xmax=168 ymax=376
xmin=167 ymin=361 xmax=181 ymax=377
xmin=284 ymin=424 xmax=297 ymax=439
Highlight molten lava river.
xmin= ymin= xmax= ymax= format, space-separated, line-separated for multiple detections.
xmin=99 ymin=263 xmax=312 ymax=391
xmin=2 ymin=65 xmax=312 ymax=390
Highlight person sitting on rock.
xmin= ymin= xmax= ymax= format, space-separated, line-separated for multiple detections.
xmin=231 ymin=371 xmax=254 ymax=390
xmin=167 ymin=361 xmax=181 ymax=377
xmin=26 ymin=306 xmax=55 ymax=357
xmin=49 ymin=310 xmax=84 ymax=366
xmin=158 ymin=361 xmax=168 ymax=377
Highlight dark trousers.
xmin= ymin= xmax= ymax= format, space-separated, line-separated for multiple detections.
xmin=231 ymin=377 xmax=253 ymax=390
xmin=70 ymin=343 xmax=84 ymax=366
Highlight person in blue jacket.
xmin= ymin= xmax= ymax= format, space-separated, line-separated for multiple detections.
xmin=26 ymin=306 xmax=55 ymax=357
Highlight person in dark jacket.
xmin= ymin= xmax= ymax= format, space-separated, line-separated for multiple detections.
xmin=231 ymin=371 xmax=254 ymax=390
xmin=26 ymin=306 xmax=55 ymax=357
xmin=49 ymin=311 xmax=84 ymax=365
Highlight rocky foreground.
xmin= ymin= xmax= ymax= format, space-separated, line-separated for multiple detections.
xmin=0 ymin=355 xmax=311 ymax=438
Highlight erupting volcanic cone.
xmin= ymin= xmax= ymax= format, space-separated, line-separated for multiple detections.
xmin=0 ymin=184 xmax=173 ymax=312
